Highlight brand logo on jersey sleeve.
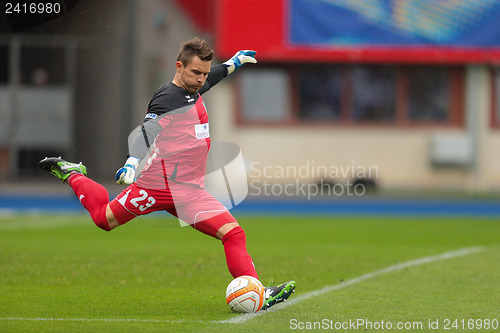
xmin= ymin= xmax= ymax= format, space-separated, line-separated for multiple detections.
xmin=145 ymin=113 xmax=158 ymax=119
xmin=194 ymin=123 xmax=210 ymax=139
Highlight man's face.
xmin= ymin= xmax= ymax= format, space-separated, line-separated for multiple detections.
xmin=176 ymin=56 xmax=211 ymax=93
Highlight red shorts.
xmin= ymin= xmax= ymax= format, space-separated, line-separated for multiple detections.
xmin=108 ymin=182 xmax=236 ymax=237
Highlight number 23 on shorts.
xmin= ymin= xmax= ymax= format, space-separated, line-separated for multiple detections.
xmin=129 ymin=190 xmax=156 ymax=212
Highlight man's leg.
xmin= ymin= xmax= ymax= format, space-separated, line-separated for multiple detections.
xmin=68 ymin=173 xmax=120 ymax=230
xmin=220 ymin=223 xmax=259 ymax=279
xmin=39 ymin=157 xmax=120 ymax=230
xmin=193 ymin=212 xmax=259 ymax=279
xmin=216 ymin=222 xmax=239 ymax=240
xmin=195 ymin=213 xmax=295 ymax=310
xmin=184 ymin=186 xmax=296 ymax=311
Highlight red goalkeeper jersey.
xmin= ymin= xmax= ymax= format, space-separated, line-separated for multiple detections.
xmin=129 ymin=64 xmax=227 ymax=190
xmin=137 ymin=91 xmax=210 ymax=189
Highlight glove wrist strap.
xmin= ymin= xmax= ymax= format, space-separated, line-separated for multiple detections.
xmin=125 ymin=156 xmax=140 ymax=169
xmin=223 ymin=60 xmax=236 ymax=75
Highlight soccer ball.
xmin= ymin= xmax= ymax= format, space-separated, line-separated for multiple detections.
xmin=225 ymin=275 xmax=265 ymax=313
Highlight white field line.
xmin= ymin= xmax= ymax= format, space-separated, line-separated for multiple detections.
xmin=216 ymin=246 xmax=485 ymax=324
xmin=0 ymin=317 xmax=196 ymax=323
xmin=0 ymin=246 xmax=484 ymax=326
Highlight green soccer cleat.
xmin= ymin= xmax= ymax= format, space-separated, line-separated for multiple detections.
xmin=261 ymin=280 xmax=296 ymax=310
xmin=39 ymin=157 xmax=87 ymax=182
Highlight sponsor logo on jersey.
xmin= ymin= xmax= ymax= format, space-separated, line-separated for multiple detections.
xmin=145 ymin=113 xmax=158 ymax=119
xmin=194 ymin=123 xmax=210 ymax=139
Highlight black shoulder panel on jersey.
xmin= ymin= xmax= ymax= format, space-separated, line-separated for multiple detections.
xmin=146 ymin=82 xmax=198 ymax=118
xmin=145 ymin=63 xmax=227 ymax=119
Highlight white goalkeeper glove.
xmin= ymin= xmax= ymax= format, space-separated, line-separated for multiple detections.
xmin=223 ymin=50 xmax=257 ymax=75
xmin=115 ymin=156 xmax=140 ymax=185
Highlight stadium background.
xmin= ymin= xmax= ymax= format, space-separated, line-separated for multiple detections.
xmin=2 ymin=3 xmax=500 ymax=330
xmin=1 ymin=0 xmax=500 ymax=210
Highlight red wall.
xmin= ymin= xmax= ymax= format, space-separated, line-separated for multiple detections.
xmin=174 ymin=0 xmax=214 ymax=33
xmin=216 ymin=0 xmax=287 ymax=61
xmin=215 ymin=0 xmax=500 ymax=64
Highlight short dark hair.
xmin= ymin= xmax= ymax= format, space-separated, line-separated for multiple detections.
xmin=176 ymin=37 xmax=214 ymax=66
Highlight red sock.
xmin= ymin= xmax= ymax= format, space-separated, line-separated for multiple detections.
xmin=222 ymin=227 xmax=259 ymax=279
xmin=68 ymin=173 xmax=111 ymax=231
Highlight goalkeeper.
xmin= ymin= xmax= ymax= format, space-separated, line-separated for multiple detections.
xmin=39 ymin=37 xmax=294 ymax=310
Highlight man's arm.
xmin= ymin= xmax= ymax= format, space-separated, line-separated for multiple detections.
xmin=115 ymin=119 xmax=162 ymax=185
xmin=199 ymin=50 xmax=257 ymax=95
xmin=199 ymin=64 xmax=228 ymax=95
xmin=128 ymin=120 xmax=162 ymax=160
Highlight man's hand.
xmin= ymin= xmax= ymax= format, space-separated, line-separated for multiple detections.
xmin=223 ymin=50 xmax=257 ymax=75
xmin=115 ymin=156 xmax=140 ymax=185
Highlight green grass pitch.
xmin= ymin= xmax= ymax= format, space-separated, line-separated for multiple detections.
xmin=1 ymin=213 xmax=500 ymax=332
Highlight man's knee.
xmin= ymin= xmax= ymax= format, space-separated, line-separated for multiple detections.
xmin=104 ymin=204 xmax=119 ymax=230
xmin=192 ymin=211 xmax=238 ymax=239
xmin=216 ymin=221 xmax=240 ymax=240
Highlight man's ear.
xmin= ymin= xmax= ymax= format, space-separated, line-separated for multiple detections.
xmin=175 ymin=61 xmax=184 ymax=72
